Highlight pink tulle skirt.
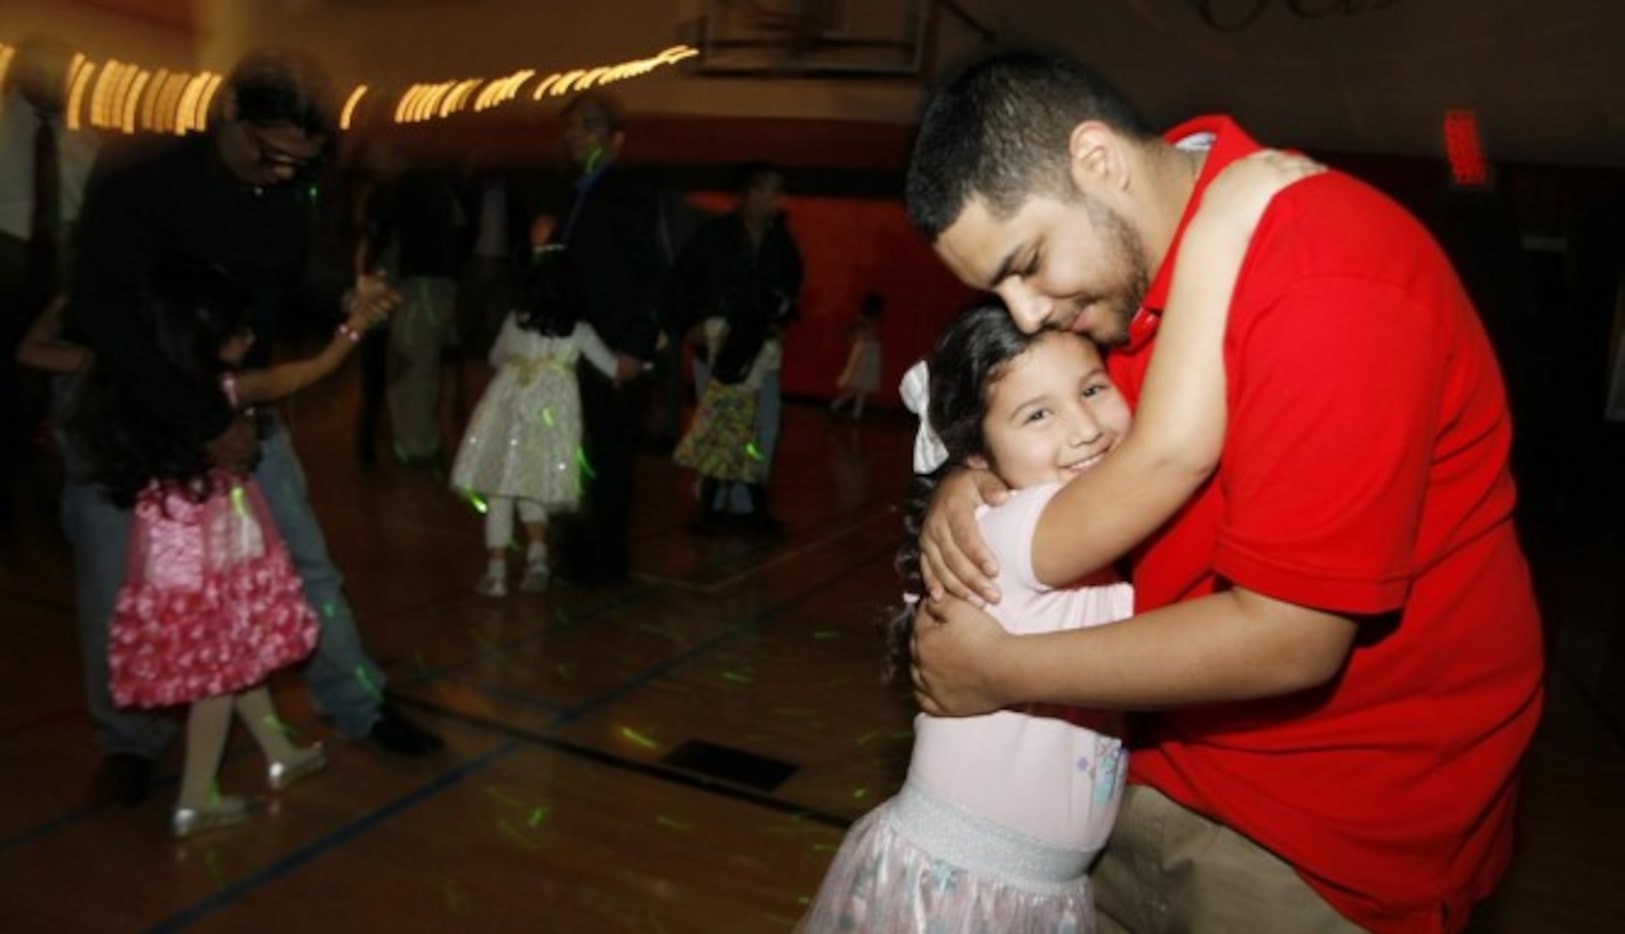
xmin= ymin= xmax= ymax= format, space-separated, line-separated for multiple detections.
xmin=798 ymin=782 xmax=1098 ymax=933
xmin=109 ymin=474 xmax=318 ymax=709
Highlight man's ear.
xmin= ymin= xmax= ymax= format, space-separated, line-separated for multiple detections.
xmin=1067 ymin=121 xmax=1130 ymax=195
xmin=608 ymin=129 xmax=626 ymax=158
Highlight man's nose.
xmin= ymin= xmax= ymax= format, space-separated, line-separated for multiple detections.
xmin=995 ymin=281 xmax=1050 ymax=334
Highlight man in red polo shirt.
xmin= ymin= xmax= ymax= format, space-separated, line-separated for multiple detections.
xmin=902 ymin=50 xmax=1544 ymax=933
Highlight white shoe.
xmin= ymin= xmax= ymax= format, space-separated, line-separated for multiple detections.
xmin=475 ymin=571 xmax=507 ymax=597
xmin=519 ymin=561 xmax=550 ymax=593
xmin=267 ymin=743 xmax=327 ymax=792
xmin=172 ymin=795 xmax=257 ymax=839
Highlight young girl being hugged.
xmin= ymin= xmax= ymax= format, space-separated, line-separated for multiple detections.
xmin=798 ymin=152 xmax=1320 ymax=932
xmin=449 ymin=217 xmax=620 ymax=596
xmin=673 ymin=305 xmax=777 ymax=532
xmin=59 ymin=257 xmax=390 ymax=839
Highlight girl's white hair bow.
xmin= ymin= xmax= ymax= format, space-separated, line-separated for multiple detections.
xmin=899 ymin=360 xmax=949 ymax=474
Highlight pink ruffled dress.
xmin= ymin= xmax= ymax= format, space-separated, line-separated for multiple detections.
xmin=108 ymin=470 xmax=318 ymax=709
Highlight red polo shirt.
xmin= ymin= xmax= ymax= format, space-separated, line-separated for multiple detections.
xmin=1108 ymin=117 xmax=1545 ymax=933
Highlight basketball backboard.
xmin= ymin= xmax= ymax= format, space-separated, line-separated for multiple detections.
xmin=687 ymin=0 xmax=929 ymax=78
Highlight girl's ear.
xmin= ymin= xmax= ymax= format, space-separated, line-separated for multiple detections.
xmin=964 ymin=453 xmax=990 ymax=471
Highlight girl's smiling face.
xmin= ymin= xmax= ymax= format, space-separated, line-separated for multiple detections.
xmin=971 ymin=330 xmax=1131 ymax=490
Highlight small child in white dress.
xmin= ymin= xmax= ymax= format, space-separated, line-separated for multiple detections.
xmin=449 ymin=225 xmax=618 ymax=596
xmin=829 ymin=291 xmax=883 ymax=420
xmin=798 ymin=152 xmax=1310 ymax=932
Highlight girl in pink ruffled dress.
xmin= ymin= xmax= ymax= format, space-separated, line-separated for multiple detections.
xmin=61 ymin=257 xmax=389 ymax=838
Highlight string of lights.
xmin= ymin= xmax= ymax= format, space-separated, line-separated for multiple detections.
xmin=0 ymin=40 xmax=698 ymax=134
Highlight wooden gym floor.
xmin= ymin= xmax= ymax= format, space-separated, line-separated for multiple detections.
xmin=0 ymin=361 xmax=1621 ymax=933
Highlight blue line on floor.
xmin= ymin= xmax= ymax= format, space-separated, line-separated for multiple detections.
xmin=144 ymin=739 xmax=519 ymax=933
xmin=0 ymin=718 xmax=316 ymax=855
xmin=135 ymin=529 xmax=887 ymax=927
xmin=554 ymin=538 xmax=897 ymax=728
xmin=390 ymin=584 xmax=652 ymax=689
xmin=0 ymin=586 xmax=631 ymax=857
xmin=467 ymin=682 xmax=571 ymax=714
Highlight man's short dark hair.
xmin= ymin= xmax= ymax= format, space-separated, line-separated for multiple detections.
xmin=221 ymin=48 xmax=337 ymax=139
xmin=734 ymin=161 xmax=784 ymax=195
xmin=905 ymin=49 xmax=1152 ymax=240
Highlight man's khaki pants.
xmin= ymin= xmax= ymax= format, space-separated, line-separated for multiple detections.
xmin=1094 ymin=785 xmax=1367 ymax=934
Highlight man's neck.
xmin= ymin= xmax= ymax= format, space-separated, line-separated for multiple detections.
xmin=742 ymin=211 xmax=770 ymax=244
xmin=1143 ymin=143 xmax=1208 ymax=272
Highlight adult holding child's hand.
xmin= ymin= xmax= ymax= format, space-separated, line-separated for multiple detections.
xmin=62 ymin=47 xmax=443 ymax=814
xmin=348 ymin=268 xmax=401 ymax=323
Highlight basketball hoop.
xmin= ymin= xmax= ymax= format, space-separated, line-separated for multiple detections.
xmin=694 ymin=0 xmax=930 ymax=79
xmin=751 ymin=6 xmax=829 ymax=60
xmin=744 ymin=0 xmax=832 ymax=69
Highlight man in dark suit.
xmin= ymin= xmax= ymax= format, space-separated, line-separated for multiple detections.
xmin=552 ymin=91 xmax=666 ymax=582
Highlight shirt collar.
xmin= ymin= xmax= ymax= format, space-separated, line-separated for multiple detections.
xmin=1122 ymin=115 xmax=1262 ymax=353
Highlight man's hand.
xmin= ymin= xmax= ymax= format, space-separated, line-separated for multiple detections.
xmin=205 ymin=414 xmax=260 ymax=474
xmin=1199 ymin=149 xmax=1326 ymax=232
xmin=911 ymin=596 xmax=1012 ymax=716
xmin=347 ymin=270 xmax=402 ymax=322
xmin=920 ymin=467 xmax=1010 ymax=603
xmin=613 ymin=352 xmax=645 ymax=385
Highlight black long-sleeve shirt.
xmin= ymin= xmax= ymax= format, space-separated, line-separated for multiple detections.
xmin=665 ymin=210 xmax=803 ymax=337
xmin=65 ymin=134 xmax=327 ymax=440
xmin=558 ymin=165 xmax=667 ymax=360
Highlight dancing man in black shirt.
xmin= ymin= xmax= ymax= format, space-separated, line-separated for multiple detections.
xmin=64 ymin=49 xmax=443 ymax=808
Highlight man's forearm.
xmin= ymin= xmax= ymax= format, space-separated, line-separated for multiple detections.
xmin=995 ymin=589 xmax=1358 ymax=710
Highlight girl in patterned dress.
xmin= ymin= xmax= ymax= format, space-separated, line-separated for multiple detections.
xmin=672 ymin=305 xmax=775 ymax=531
xmin=449 ymin=223 xmax=619 ymax=596
xmin=63 ymin=257 xmax=389 ymax=839
xmin=798 ymin=153 xmax=1308 ymax=932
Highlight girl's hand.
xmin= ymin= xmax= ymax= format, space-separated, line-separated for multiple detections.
xmin=920 ymin=466 xmax=1010 ymax=604
xmin=1195 ymin=149 xmax=1326 ymax=233
xmin=345 ymin=309 xmax=378 ymax=335
xmin=911 ymin=596 xmax=1012 ymax=716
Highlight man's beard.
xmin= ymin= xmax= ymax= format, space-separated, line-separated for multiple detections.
xmin=1080 ymin=194 xmax=1152 ymax=348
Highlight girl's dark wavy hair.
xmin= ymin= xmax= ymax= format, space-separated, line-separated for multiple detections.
xmin=516 ymin=246 xmax=578 ymax=337
xmin=709 ymin=303 xmax=770 ymax=385
xmin=881 ymin=303 xmax=1043 ymax=683
xmin=67 ymin=257 xmax=252 ymax=508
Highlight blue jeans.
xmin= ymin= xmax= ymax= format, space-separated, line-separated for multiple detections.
xmin=62 ymin=419 xmax=386 ymax=758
